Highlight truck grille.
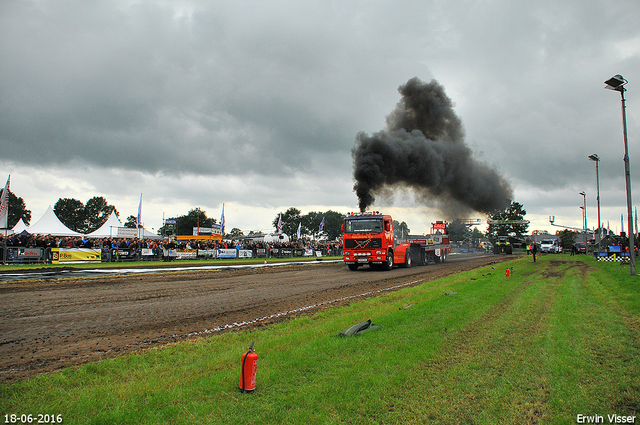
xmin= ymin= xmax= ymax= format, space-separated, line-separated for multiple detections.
xmin=344 ymin=238 xmax=382 ymax=249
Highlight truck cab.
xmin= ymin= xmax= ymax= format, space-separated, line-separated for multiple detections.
xmin=342 ymin=211 xmax=395 ymax=271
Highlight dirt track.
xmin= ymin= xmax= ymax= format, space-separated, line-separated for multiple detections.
xmin=0 ymin=254 xmax=515 ymax=382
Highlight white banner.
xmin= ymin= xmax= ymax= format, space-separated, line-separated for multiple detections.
xmin=193 ymin=227 xmax=223 ymax=236
xmin=238 ymin=249 xmax=253 ymax=258
xmin=198 ymin=249 xmax=217 ymax=258
xmin=217 ymin=249 xmax=237 ymax=259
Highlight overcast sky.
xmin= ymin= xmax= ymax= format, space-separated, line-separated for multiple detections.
xmin=2 ymin=0 xmax=640 ymax=235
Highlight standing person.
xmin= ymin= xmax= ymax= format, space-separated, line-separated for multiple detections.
xmin=532 ymin=242 xmax=538 ymax=262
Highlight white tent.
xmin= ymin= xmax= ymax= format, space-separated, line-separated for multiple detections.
xmin=139 ymin=227 xmax=161 ymax=240
xmin=12 ymin=219 xmax=29 ymax=234
xmin=86 ymin=211 xmax=123 ymax=238
xmin=86 ymin=211 xmax=161 ymax=239
xmin=26 ymin=206 xmax=82 ymax=237
xmin=263 ymin=233 xmax=290 ymax=243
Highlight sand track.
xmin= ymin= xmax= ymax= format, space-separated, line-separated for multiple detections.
xmin=0 ymin=254 xmax=513 ymax=381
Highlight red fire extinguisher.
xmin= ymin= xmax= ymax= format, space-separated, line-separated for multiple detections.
xmin=239 ymin=341 xmax=258 ymax=393
xmin=506 ymin=268 xmax=510 ymax=277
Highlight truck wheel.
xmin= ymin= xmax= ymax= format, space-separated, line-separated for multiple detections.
xmin=382 ymin=251 xmax=394 ymax=271
xmin=348 ymin=264 xmax=359 ymax=271
xmin=403 ymin=252 xmax=412 ymax=268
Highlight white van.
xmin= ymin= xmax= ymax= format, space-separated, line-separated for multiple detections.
xmin=540 ymin=239 xmax=561 ymax=253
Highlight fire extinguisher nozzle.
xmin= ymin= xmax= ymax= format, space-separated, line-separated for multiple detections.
xmin=249 ymin=341 xmax=255 ymax=351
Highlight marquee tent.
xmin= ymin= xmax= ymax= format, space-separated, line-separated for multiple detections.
xmin=86 ymin=211 xmax=123 ymax=238
xmin=11 ymin=219 xmax=28 ymax=234
xmin=86 ymin=211 xmax=161 ymax=240
xmin=26 ymin=206 xmax=82 ymax=237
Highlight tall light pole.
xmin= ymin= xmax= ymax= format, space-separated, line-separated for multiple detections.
xmin=580 ymin=191 xmax=587 ymax=247
xmin=588 ymin=154 xmax=601 ymax=247
xmin=605 ymin=74 xmax=635 ymax=275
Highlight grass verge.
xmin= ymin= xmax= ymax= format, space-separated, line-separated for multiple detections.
xmin=1 ymin=255 xmax=639 ymax=424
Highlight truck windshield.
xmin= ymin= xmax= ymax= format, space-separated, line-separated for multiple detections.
xmin=344 ymin=218 xmax=383 ymax=233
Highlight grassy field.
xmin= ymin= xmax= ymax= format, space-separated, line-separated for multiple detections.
xmin=1 ymin=254 xmax=639 ymax=424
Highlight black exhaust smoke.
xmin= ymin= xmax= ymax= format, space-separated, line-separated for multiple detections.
xmin=352 ymin=77 xmax=512 ymax=216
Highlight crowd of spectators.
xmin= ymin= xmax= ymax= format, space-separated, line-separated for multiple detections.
xmin=0 ymin=232 xmax=342 ymax=263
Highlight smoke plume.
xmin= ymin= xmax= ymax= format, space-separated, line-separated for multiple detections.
xmin=352 ymin=77 xmax=512 ymax=217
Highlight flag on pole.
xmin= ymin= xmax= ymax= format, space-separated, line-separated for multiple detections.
xmin=220 ymin=203 xmax=225 ymax=234
xmin=277 ymin=214 xmax=283 ymax=234
xmin=0 ymin=175 xmax=10 ymax=229
xmin=621 ymin=214 xmax=624 ymax=233
xmin=136 ymin=193 xmax=142 ymax=228
xmin=297 ymin=222 xmax=301 ymax=239
xmin=319 ymin=217 xmax=325 ymax=231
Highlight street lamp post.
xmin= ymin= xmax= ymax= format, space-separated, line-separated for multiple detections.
xmin=605 ymin=74 xmax=635 ymax=275
xmin=580 ymin=191 xmax=587 ymax=247
xmin=588 ymin=154 xmax=601 ymax=247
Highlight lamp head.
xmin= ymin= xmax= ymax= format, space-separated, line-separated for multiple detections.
xmin=605 ymin=74 xmax=628 ymax=92
xmin=588 ymin=154 xmax=600 ymax=162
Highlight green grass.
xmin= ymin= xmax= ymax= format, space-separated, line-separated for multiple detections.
xmin=1 ymin=255 xmax=639 ymax=424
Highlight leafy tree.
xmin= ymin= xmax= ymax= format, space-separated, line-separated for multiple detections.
xmin=485 ymin=201 xmax=529 ymax=240
xmin=558 ymin=229 xmax=577 ymax=250
xmin=471 ymin=227 xmax=484 ymax=241
xmin=446 ymin=219 xmax=472 ymax=243
xmin=84 ymin=197 xmax=116 ymax=232
xmin=300 ymin=211 xmax=323 ymax=239
xmin=317 ymin=210 xmax=345 ymax=240
xmin=393 ymin=220 xmax=410 ymax=238
xmin=54 ymin=198 xmax=86 ymax=232
xmin=0 ymin=189 xmax=31 ymax=228
xmin=167 ymin=208 xmax=215 ymax=236
xmin=54 ymin=197 xmax=117 ymax=233
xmin=273 ymin=209 xmax=345 ymax=241
xmin=272 ymin=208 xmax=302 ymax=238
xmin=227 ymin=227 xmax=244 ymax=239
xmin=124 ymin=215 xmax=138 ymax=228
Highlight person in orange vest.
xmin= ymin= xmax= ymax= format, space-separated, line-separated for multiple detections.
xmin=532 ymin=242 xmax=538 ymax=262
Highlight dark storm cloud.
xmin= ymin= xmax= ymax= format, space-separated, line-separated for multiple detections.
xmin=0 ymin=1 xmax=361 ymax=177
xmin=353 ymin=78 xmax=513 ymax=217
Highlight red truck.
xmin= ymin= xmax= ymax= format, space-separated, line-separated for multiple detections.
xmin=342 ymin=211 xmax=451 ymax=271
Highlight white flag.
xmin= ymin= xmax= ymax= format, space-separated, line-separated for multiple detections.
xmin=220 ymin=203 xmax=225 ymax=233
xmin=137 ymin=193 xmax=142 ymax=227
xmin=297 ymin=222 xmax=301 ymax=239
xmin=277 ymin=214 xmax=283 ymax=235
xmin=0 ymin=175 xmax=9 ymax=229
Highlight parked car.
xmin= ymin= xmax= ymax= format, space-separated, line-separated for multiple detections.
xmin=575 ymin=242 xmax=587 ymax=254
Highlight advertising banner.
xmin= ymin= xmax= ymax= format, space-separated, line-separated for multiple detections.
xmin=238 ymin=250 xmax=253 ymax=258
xmin=176 ymin=249 xmax=197 ymax=260
xmin=52 ymin=248 xmax=101 ymax=264
xmin=217 ymin=249 xmax=237 ymax=259
xmin=198 ymin=249 xmax=217 ymax=258
xmin=18 ymin=248 xmax=44 ymax=260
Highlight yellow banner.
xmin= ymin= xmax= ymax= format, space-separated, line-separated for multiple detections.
xmin=51 ymin=248 xmax=101 ymax=264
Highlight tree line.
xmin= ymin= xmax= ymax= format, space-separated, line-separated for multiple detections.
xmin=2 ymin=187 xmax=530 ymax=242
